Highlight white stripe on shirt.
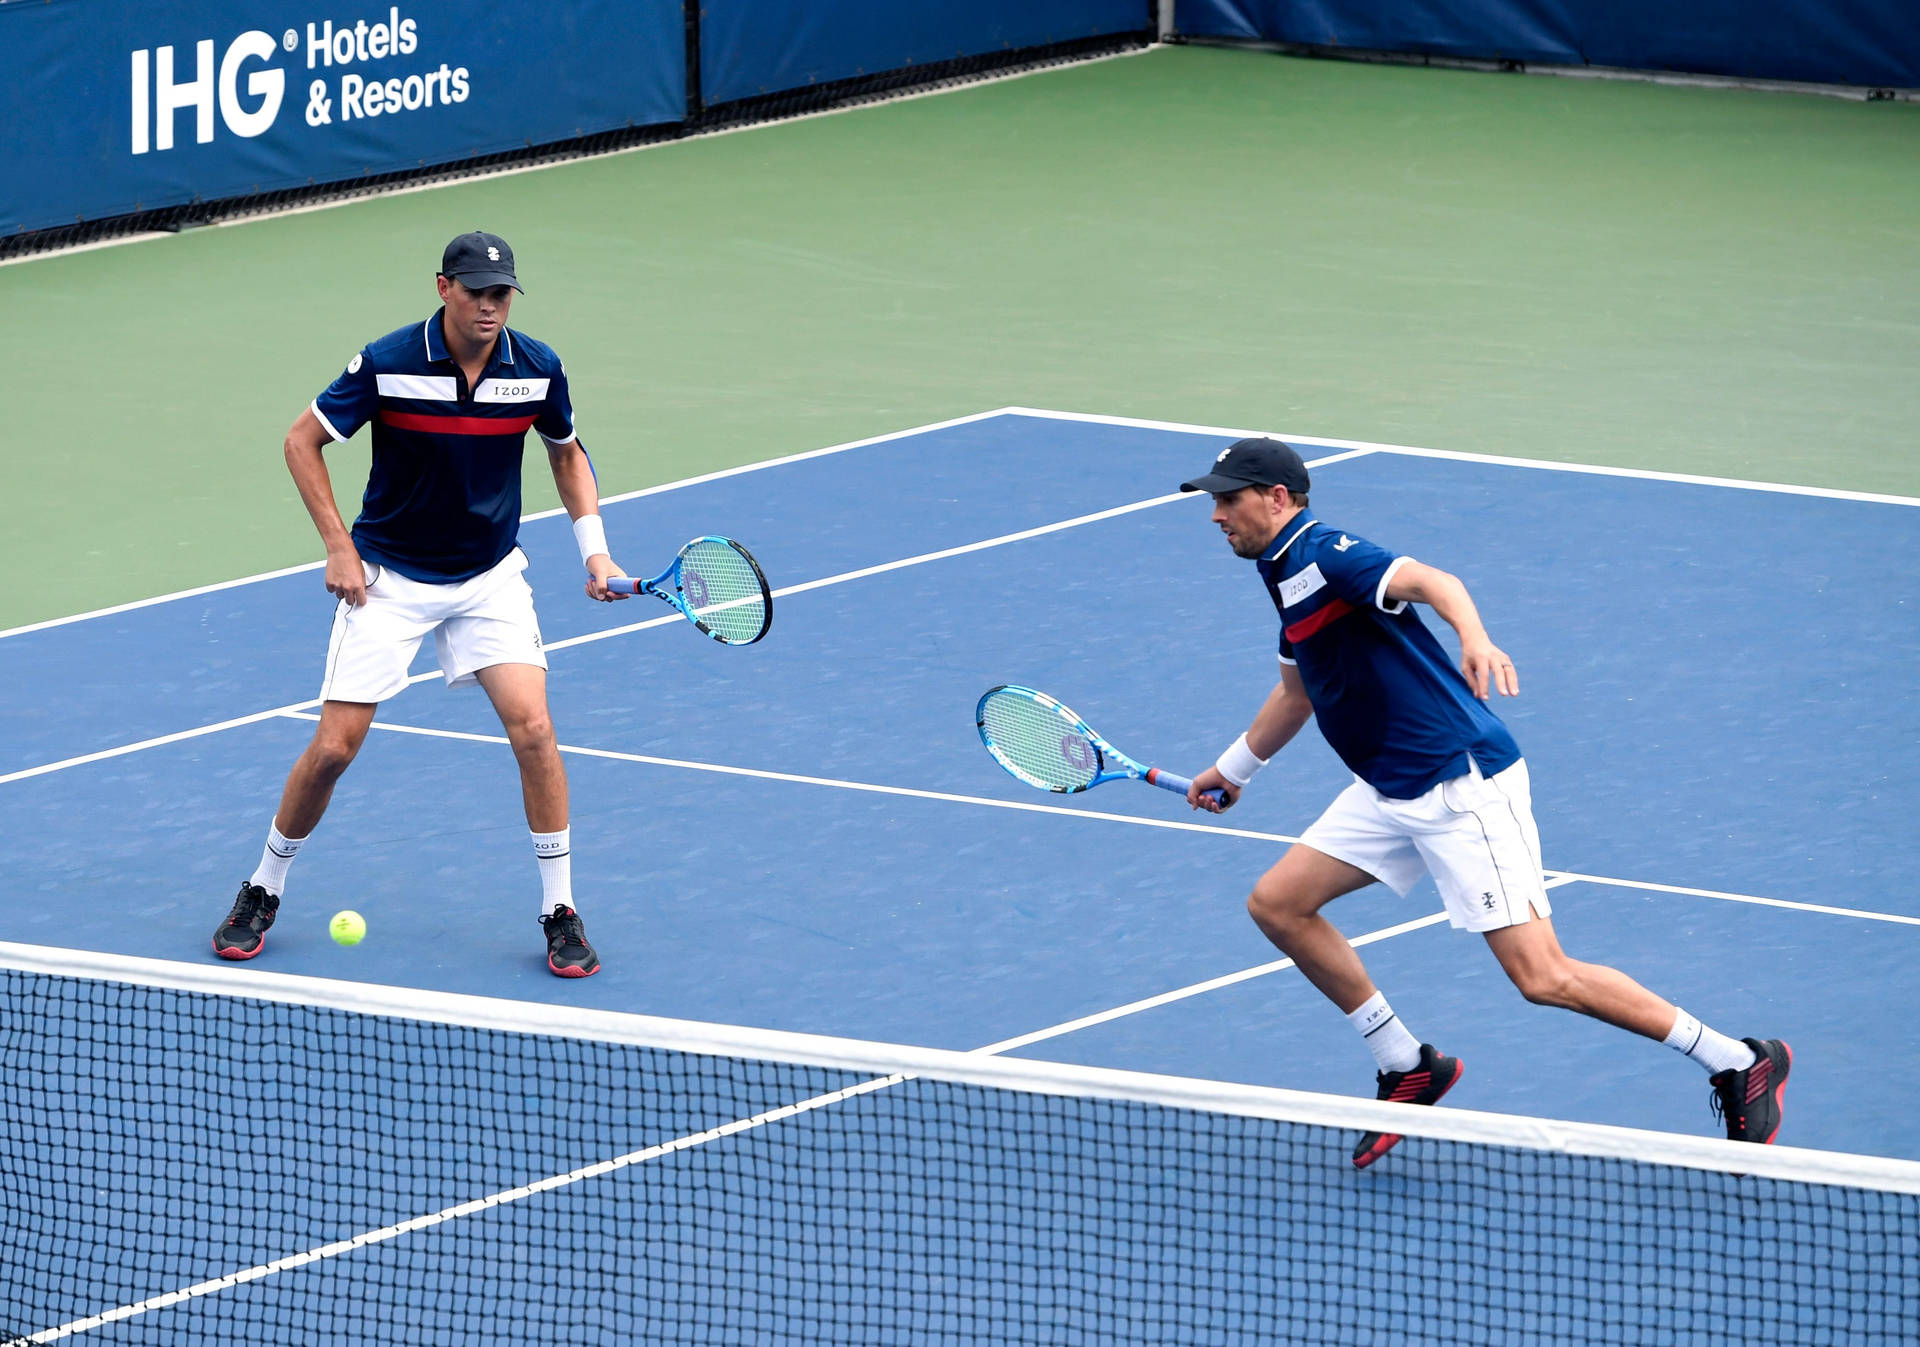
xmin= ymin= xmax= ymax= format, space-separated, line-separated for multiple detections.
xmin=375 ymin=374 xmax=459 ymax=400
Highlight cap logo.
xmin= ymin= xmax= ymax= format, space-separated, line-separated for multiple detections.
xmin=1216 ymin=447 xmax=1231 ymax=462
xmin=486 ymin=246 xmax=500 ymax=261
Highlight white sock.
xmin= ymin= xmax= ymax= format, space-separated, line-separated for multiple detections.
xmin=532 ymin=828 xmax=573 ymax=917
xmin=1348 ymin=991 xmax=1423 ymax=1074
xmin=248 ymin=823 xmax=306 ymax=897
xmin=1663 ymin=1009 xmax=1756 ymax=1074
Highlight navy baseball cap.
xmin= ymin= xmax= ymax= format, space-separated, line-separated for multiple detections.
xmin=1180 ymin=437 xmax=1310 ymax=495
xmin=440 ymin=231 xmax=521 ymax=292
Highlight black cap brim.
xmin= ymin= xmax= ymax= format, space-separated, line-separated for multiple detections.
xmin=1179 ymin=472 xmax=1266 ymax=493
xmin=446 ymin=270 xmax=523 ymax=293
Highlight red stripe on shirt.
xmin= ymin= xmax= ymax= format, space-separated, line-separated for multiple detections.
xmin=1284 ymin=597 xmax=1354 ymax=644
xmin=378 ymin=410 xmax=539 ymax=436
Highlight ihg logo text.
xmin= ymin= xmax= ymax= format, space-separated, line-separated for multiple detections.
xmin=129 ymin=10 xmax=464 ymax=154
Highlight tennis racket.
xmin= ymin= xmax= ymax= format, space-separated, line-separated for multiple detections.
xmin=975 ymin=685 xmax=1226 ymax=805
xmin=604 ymin=536 xmax=772 ymax=645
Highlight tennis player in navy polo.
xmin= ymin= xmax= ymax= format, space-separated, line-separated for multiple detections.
xmin=213 ymin=232 xmax=624 ymax=977
xmin=1181 ymin=438 xmax=1790 ymax=1163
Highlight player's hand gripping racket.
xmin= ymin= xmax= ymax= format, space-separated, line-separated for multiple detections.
xmin=604 ymin=536 xmax=772 ymax=645
xmin=975 ymin=685 xmax=1226 ymax=806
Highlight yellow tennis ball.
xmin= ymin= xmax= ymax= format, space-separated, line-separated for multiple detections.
xmin=329 ymin=910 xmax=367 ymax=946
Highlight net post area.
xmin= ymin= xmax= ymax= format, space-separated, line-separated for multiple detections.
xmin=2 ymin=943 xmax=1915 ymax=1345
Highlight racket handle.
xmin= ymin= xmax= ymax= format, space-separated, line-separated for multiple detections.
xmin=1145 ymin=768 xmax=1227 ymax=806
xmin=603 ymin=577 xmax=645 ymax=596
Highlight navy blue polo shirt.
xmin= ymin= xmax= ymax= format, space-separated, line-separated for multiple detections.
xmin=310 ymin=309 xmax=576 ymax=582
xmin=1258 ymin=511 xmax=1520 ymax=799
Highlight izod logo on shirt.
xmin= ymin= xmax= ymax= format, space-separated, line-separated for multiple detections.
xmin=474 ymin=379 xmax=550 ymax=403
xmin=1279 ymin=562 xmax=1327 ymax=608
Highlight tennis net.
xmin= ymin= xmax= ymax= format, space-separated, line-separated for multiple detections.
xmin=2 ymin=943 xmax=1915 ymax=1345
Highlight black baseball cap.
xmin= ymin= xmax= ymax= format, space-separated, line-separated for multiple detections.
xmin=1180 ymin=437 xmax=1310 ymax=495
xmin=439 ymin=231 xmax=521 ymax=292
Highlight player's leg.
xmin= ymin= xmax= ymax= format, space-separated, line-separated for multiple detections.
xmin=1257 ymin=785 xmax=1465 ymax=1168
xmin=473 ymin=662 xmax=567 ymax=832
xmin=1425 ymin=760 xmax=1789 ymax=1143
xmin=1481 ymin=914 xmax=1789 ymax=1140
xmin=441 ymin=551 xmax=597 ymax=976
xmin=217 ymin=568 xmax=426 ymax=961
xmin=275 ymin=700 xmax=380 ymax=837
xmin=1481 ymin=914 xmax=1675 ymax=1035
xmin=1246 ymin=842 xmax=1384 ymax=1014
xmin=216 ymin=700 xmax=379 ymax=960
xmin=472 ymin=661 xmax=597 ymax=978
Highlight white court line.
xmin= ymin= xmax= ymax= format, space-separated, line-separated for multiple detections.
xmin=0 ymin=703 xmax=326 ymax=788
xmin=981 ymin=873 xmax=1582 ymax=1055
xmin=13 ymin=400 xmax=1913 ymax=642
xmin=539 ymin=479 xmax=1356 ymax=653
xmin=0 ymin=407 xmax=1018 ymax=641
xmin=286 ymin=712 xmax=1920 ymax=930
xmin=284 ymin=712 xmax=1300 ymax=844
xmin=0 ymin=474 xmax=1263 ymax=787
xmin=0 ymin=451 xmax=1376 ymax=788
xmin=977 ymin=910 xmax=1451 ymax=1055
xmin=1544 ymin=871 xmax=1920 ymax=928
xmin=1002 ymin=406 xmax=1920 ymax=507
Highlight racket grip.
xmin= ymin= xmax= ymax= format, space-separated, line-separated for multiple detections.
xmin=603 ymin=577 xmax=644 ymax=596
xmin=1145 ymin=768 xmax=1227 ymax=806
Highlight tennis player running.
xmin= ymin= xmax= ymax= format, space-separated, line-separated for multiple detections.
xmin=212 ymin=231 xmax=625 ymax=977
xmin=1181 ymin=438 xmax=1790 ymax=1166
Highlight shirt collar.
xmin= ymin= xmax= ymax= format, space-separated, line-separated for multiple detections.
xmin=423 ymin=309 xmax=514 ymax=368
xmin=423 ymin=310 xmax=449 ymax=363
xmin=1262 ymin=509 xmax=1317 ymax=563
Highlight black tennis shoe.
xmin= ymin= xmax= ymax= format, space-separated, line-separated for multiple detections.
xmin=540 ymin=905 xmax=599 ymax=978
xmin=1352 ymin=1044 xmax=1464 ymax=1169
xmin=213 ymin=882 xmax=279 ymax=960
xmin=1709 ymin=1038 xmax=1791 ymax=1145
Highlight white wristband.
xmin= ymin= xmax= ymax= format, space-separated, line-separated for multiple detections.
xmin=1215 ymin=733 xmax=1269 ymax=789
xmin=572 ymin=514 xmax=609 ymax=566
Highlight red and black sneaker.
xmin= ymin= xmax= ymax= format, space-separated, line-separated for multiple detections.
xmin=212 ymin=882 xmax=280 ymax=960
xmin=540 ymin=905 xmax=600 ymax=978
xmin=1352 ymin=1044 xmax=1464 ymax=1169
xmin=1709 ymin=1038 xmax=1792 ymax=1145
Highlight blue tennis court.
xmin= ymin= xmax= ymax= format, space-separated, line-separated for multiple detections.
xmin=5 ymin=407 xmax=1916 ymax=1163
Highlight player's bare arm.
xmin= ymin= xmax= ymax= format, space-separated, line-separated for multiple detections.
xmin=544 ymin=436 xmax=628 ymax=602
xmin=1384 ymin=559 xmax=1517 ymax=699
xmin=284 ymin=405 xmax=368 ymax=607
xmin=1187 ymin=662 xmax=1315 ymax=813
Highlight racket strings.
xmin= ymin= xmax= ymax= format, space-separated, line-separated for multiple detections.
xmin=978 ymin=692 xmax=1100 ymax=791
xmin=677 ymin=539 xmax=770 ymax=644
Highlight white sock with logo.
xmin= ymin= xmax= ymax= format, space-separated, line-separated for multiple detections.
xmin=1663 ymin=1009 xmax=1756 ymax=1074
xmin=532 ymin=828 xmax=573 ymax=917
xmin=1348 ymin=991 xmax=1423 ymax=1074
xmin=248 ymin=823 xmax=306 ymax=897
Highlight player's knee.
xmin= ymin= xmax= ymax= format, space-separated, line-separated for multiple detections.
xmin=1510 ymin=959 xmax=1579 ymax=1009
xmin=307 ymin=735 xmax=361 ymax=781
xmin=1247 ymin=879 xmax=1307 ymax=933
xmin=503 ymin=711 xmax=554 ymax=753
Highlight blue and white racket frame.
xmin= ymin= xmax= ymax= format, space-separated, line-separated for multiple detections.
xmin=975 ymin=685 xmax=1225 ymax=805
xmin=604 ymin=534 xmax=771 ymax=645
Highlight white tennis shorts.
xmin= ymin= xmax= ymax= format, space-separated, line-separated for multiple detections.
xmin=1299 ymin=758 xmax=1551 ymax=933
xmin=319 ymin=548 xmax=547 ymax=703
